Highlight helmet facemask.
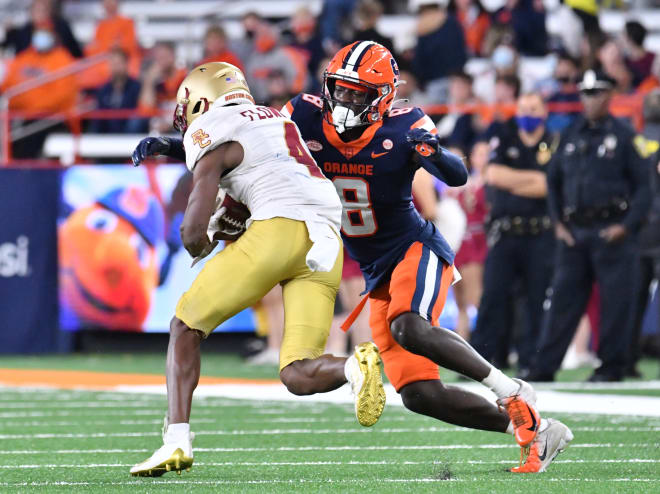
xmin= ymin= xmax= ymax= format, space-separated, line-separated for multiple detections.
xmin=173 ymin=88 xmax=211 ymax=135
xmin=323 ymin=73 xmax=389 ymax=133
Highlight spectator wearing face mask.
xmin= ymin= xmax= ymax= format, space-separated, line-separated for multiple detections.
xmin=472 ymin=42 xmax=518 ymax=104
xmin=0 ymin=25 xmax=79 ymax=158
xmin=2 ymin=0 xmax=82 ymax=58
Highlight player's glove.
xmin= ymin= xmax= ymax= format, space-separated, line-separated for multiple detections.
xmin=406 ymin=128 xmax=442 ymax=161
xmin=131 ymin=137 xmax=185 ymax=167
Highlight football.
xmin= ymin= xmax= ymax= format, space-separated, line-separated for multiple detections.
xmin=208 ymin=189 xmax=251 ymax=241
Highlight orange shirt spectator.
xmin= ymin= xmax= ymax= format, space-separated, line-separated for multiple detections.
xmin=450 ymin=0 xmax=490 ymax=56
xmin=79 ymin=0 xmax=141 ymax=90
xmin=1 ymin=44 xmax=78 ymax=113
xmin=457 ymin=9 xmax=490 ymax=56
xmin=197 ymin=25 xmax=244 ymax=71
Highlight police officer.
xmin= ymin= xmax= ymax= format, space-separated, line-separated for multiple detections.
xmin=628 ymin=89 xmax=660 ymax=378
xmin=529 ymin=70 xmax=652 ymax=382
xmin=471 ymin=92 xmax=557 ymax=376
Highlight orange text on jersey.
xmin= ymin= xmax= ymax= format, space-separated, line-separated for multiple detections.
xmin=323 ymin=162 xmax=374 ymax=176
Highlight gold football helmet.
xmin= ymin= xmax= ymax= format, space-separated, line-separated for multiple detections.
xmin=173 ymin=62 xmax=254 ymax=134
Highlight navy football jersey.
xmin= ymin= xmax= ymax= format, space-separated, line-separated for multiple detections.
xmin=284 ymin=93 xmax=456 ymax=292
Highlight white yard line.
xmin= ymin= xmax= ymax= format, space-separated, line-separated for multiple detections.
xmin=1 ymin=459 xmax=658 ymax=469
xmin=0 ymin=418 xmax=217 ymax=427
xmin=0 ymin=478 xmax=656 ymax=487
xmin=1 ymin=425 xmax=658 ymax=436
xmin=1 ymin=426 xmax=658 ymax=439
xmin=0 ymin=443 xmax=655 ymax=454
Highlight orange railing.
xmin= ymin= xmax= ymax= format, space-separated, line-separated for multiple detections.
xmin=0 ymin=52 xmax=114 ymax=163
xmin=0 ymin=94 xmax=645 ymax=167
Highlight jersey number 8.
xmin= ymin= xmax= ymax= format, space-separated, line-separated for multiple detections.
xmin=332 ymin=177 xmax=377 ymax=237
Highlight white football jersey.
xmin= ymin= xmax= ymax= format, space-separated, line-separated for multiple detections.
xmin=183 ymin=101 xmax=342 ymax=271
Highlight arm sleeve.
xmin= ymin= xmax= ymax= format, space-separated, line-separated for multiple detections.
xmin=622 ymin=135 xmax=652 ymax=232
xmin=418 ymin=149 xmax=468 ymax=187
xmin=410 ymin=109 xmax=468 ymax=186
xmin=168 ymin=138 xmax=186 ymax=162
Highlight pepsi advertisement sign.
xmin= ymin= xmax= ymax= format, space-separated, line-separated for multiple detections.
xmin=0 ymin=169 xmax=61 ymax=353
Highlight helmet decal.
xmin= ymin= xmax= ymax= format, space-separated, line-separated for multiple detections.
xmin=341 ymin=41 xmax=376 ymax=72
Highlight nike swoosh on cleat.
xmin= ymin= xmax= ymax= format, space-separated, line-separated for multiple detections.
xmin=526 ymin=404 xmax=538 ymax=432
xmin=538 ymin=442 xmax=548 ymax=461
xmin=371 ymin=151 xmax=388 ymax=158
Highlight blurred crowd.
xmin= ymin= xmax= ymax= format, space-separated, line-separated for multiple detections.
xmin=1 ymin=0 xmax=659 ymax=157
xmin=1 ymin=0 xmax=660 ymax=377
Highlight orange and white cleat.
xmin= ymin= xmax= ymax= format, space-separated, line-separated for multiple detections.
xmin=496 ymin=378 xmax=540 ymax=447
xmin=511 ymin=419 xmax=574 ymax=473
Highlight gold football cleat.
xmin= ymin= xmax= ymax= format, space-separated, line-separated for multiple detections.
xmin=130 ymin=446 xmax=193 ymax=477
xmin=347 ymin=342 xmax=386 ymax=427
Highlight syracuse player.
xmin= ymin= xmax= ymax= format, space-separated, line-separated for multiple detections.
xmin=281 ymin=41 xmax=573 ymax=473
xmin=129 ymin=62 xmax=386 ymax=477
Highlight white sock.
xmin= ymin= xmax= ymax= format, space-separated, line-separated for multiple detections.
xmin=164 ymin=422 xmax=190 ymax=444
xmin=344 ymin=355 xmax=356 ymax=382
xmin=481 ymin=367 xmax=519 ymax=399
xmin=505 ymin=421 xmax=514 ymax=435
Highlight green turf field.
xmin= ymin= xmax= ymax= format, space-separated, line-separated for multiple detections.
xmin=0 ymin=355 xmax=659 ymax=493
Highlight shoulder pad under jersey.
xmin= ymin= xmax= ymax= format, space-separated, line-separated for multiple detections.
xmin=183 ymin=106 xmax=238 ymax=172
xmin=282 ymin=93 xmax=323 ymax=117
xmin=388 ymin=107 xmax=437 ymax=134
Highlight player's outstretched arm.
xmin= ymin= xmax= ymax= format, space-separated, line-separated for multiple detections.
xmin=131 ymin=137 xmax=186 ymax=167
xmin=406 ymin=128 xmax=468 ymax=186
